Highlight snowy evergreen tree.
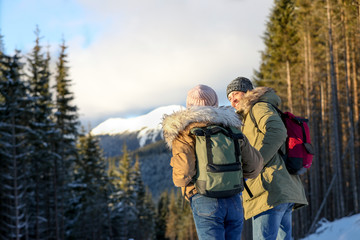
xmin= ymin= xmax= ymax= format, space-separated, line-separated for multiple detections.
xmin=108 ymin=145 xmax=137 ymax=239
xmin=155 ymin=191 xmax=170 ymax=240
xmin=0 ymin=52 xmax=32 ymax=240
xmin=107 ymin=155 xmax=123 ymax=239
xmin=132 ymin=156 xmax=155 ymax=239
xmin=67 ymin=128 xmax=110 ymax=239
xmin=163 ymin=189 xmax=196 ymax=240
xmin=26 ymin=28 xmax=59 ymax=239
xmin=254 ymin=0 xmax=300 ymax=112
xmin=53 ymin=40 xmax=80 ymax=238
xmin=177 ymin=200 xmax=197 ymax=240
xmin=54 ymin=40 xmax=80 ymax=145
xmin=165 ymin=190 xmax=180 ymax=240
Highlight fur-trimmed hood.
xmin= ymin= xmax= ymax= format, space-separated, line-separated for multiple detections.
xmin=235 ymin=87 xmax=281 ymax=116
xmin=162 ymin=106 xmax=242 ymax=148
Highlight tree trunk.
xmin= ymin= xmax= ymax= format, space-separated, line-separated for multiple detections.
xmin=320 ymin=82 xmax=329 ymax=218
xmin=308 ymin=31 xmax=319 ymax=218
xmin=53 ymin=156 xmax=60 ymax=240
xmin=11 ymin=116 xmax=21 ymax=240
xmin=35 ymin=164 xmax=40 ymax=240
xmin=326 ymin=47 xmax=337 ymax=220
xmin=343 ymin=6 xmax=358 ymax=212
xmin=286 ymin=60 xmax=293 ymax=112
xmin=351 ymin=45 xmax=359 ymax=144
xmin=326 ymin=0 xmax=345 ymax=217
xmin=304 ymin=34 xmax=310 ymax=118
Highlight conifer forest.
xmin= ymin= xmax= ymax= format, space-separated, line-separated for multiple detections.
xmin=1 ymin=0 xmax=360 ymax=239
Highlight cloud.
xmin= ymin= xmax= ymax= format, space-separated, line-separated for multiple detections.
xmin=69 ymin=0 xmax=272 ymax=122
xmin=5 ymin=0 xmax=270 ymax=126
xmin=2 ymin=0 xmax=275 ymax=126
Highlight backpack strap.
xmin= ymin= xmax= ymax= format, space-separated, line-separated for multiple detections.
xmin=193 ymin=126 xmax=244 ymax=165
xmin=249 ymin=101 xmax=277 ymax=133
xmin=225 ymin=126 xmax=243 ymax=164
xmin=250 ymin=101 xmax=284 ymax=126
xmin=249 ymin=103 xmax=261 ymax=133
xmin=226 ymin=127 xmax=254 ymax=198
xmin=249 ymin=101 xmax=287 ymax=160
xmin=243 ymin=178 xmax=253 ymax=198
xmin=204 ymin=130 xmax=214 ymax=165
xmin=191 ymin=125 xmax=251 ymax=196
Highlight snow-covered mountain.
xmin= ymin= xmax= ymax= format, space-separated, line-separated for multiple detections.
xmin=92 ymin=105 xmax=184 ymax=149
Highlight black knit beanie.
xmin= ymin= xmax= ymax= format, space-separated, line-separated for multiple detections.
xmin=226 ymin=77 xmax=254 ymax=97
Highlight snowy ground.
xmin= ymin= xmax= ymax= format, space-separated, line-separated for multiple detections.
xmin=301 ymin=213 xmax=360 ymax=240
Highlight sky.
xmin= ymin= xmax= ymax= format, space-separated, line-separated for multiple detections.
xmin=0 ymin=0 xmax=274 ymax=127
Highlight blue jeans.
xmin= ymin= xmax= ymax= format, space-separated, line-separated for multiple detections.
xmin=190 ymin=193 xmax=244 ymax=240
xmin=252 ymin=202 xmax=294 ymax=240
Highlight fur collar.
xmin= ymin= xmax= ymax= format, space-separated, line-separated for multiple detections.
xmin=235 ymin=87 xmax=275 ymax=116
xmin=162 ymin=106 xmax=242 ymax=148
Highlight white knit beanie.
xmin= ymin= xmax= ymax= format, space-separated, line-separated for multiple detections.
xmin=186 ymin=84 xmax=219 ymax=108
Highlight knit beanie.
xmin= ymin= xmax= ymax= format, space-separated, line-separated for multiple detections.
xmin=186 ymin=84 xmax=219 ymax=108
xmin=226 ymin=77 xmax=254 ymax=97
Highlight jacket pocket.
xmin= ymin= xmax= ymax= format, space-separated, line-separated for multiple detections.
xmin=244 ymin=175 xmax=266 ymax=200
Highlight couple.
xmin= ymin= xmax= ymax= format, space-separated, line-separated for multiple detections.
xmin=162 ymin=77 xmax=308 ymax=240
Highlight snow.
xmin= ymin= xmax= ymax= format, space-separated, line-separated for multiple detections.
xmin=91 ymin=105 xmax=184 ymax=135
xmin=91 ymin=105 xmax=185 ymax=146
xmin=301 ymin=213 xmax=360 ymax=240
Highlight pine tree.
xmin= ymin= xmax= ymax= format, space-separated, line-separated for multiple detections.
xmin=156 ymin=191 xmax=170 ymax=240
xmin=68 ymin=127 xmax=109 ymax=239
xmin=118 ymin=145 xmax=136 ymax=239
xmin=165 ymin=190 xmax=181 ymax=240
xmin=0 ymin=52 xmax=32 ymax=240
xmin=142 ymin=190 xmax=156 ymax=239
xmin=26 ymin=27 xmax=58 ymax=239
xmin=107 ymin=155 xmax=123 ymax=239
xmin=54 ymin=40 xmax=80 ymax=144
xmin=108 ymin=144 xmax=137 ymax=239
xmin=132 ymin=156 xmax=155 ymax=239
xmin=177 ymin=200 xmax=197 ymax=240
xmin=53 ymin=39 xmax=80 ymax=238
xmin=255 ymin=0 xmax=300 ymax=112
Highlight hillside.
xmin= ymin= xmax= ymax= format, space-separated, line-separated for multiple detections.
xmin=92 ymin=105 xmax=184 ymax=157
xmin=92 ymin=106 xmax=184 ymax=198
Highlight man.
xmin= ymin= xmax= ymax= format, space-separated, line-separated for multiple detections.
xmin=226 ymin=77 xmax=308 ymax=240
xmin=162 ymin=84 xmax=263 ymax=240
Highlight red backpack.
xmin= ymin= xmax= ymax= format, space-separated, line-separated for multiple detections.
xmin=250 ymin=101 xmax=314 ymax=175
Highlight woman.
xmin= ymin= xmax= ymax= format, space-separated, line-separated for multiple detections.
xmin=162 ymin=84 xmax=263 ymax=240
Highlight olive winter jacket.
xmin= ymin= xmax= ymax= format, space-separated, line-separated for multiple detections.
xmin=235 ymin=87 xmax=308 ymax=220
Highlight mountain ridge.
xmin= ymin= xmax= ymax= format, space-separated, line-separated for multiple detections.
xmin=91 ymin=106 xmax=184 ymax=198
xmin=92 ymin=105 xmax=184 ymax=157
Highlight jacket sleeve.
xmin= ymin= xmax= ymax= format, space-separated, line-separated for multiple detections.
xmin=253 ymin=103 xmax=287 ymax=164
xmin=240 ymin=135 xmax=264 ymax=179
xmin=170 ymin=134 xmax=197 ymax=187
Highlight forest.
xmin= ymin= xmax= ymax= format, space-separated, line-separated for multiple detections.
xmin=1 ymin=0 xmax=360 ymax=239
xmin=254 ymin=0 xmax=360 ymax=238
xmin=0 ymin=27 xmax=159 ymax=239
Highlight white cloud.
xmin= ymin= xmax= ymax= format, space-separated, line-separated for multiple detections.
xmin=2 ymin=0 xmax=276 ymax=125
xmin=66 ymin=0 xmax=273 ymax=122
